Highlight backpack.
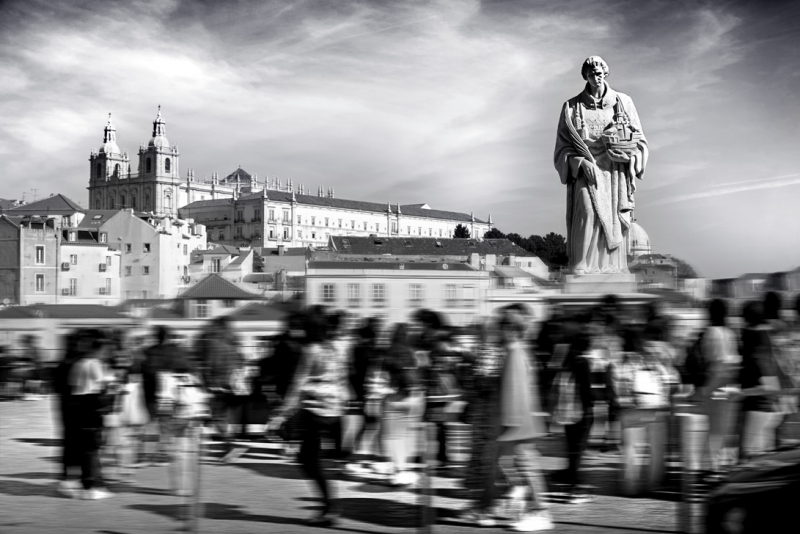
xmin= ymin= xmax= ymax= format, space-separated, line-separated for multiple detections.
xmin=684 ymin=329 xmax=709 ymax=388
xmin=552 ymin=369 xmax=583 ymax=425
xmin=632 ymin=365 xmax=668 ymax=409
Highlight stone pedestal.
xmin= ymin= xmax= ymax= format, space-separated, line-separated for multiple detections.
xmin=563 ymin=272 xmax=637 ymax=294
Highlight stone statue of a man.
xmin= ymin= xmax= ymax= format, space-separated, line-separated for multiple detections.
xmin=554 ymin=56 xmax=648 ymax=275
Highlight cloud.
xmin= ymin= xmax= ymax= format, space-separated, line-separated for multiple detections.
xmin=644 ymin=173 xmax=800 ymax=208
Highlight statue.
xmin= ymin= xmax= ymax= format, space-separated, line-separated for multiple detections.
xmin=554 ymin=56 xmax=648 ymax=275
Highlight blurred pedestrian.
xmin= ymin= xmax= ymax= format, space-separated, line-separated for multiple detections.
xmin=345 ymin=317 xmax=386 ymax=475
xmin=609 ymin=324 xmax=677 ymax=496
xmin=481 ymin=305 xmax=553 ymax=532
xmin=68 ymin=330 xmax=114 ymax=499
xmin=733 ymin=301 xmax=783 ymax=461
xmin=53 ymin=330 xmax=87 ymax=497
xmin=459 ymin=317 xmax=506 ymax=526
xmin=381 ymin=323 xmax=424 ymax=486
xmin=694 ymin=299 xmax=740 ymax=473
xmin=268 ymin=305 xmax=350 ymax=526
xmin=268 ymin=312 xmax=305 ymax=456
xmin=557 ymin=326 xmax=595 ymax=503
xmin=198 ymin=316 xmax=247 ymax=463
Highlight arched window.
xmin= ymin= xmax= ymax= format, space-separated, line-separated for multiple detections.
xmin=165 ymin=158 xmax=171 ymax=173
xmin=131 ymin=195 xmax=137 ymax=210
xmin=146 ymin=158 xmax=152 ymax=174
xmin=108 ymin=195 xmax=115 ymax=209
xmin=164 ymin=194 xmax=172 ymax=212
xmin=144 ymin=194 xmax=150 ymax=210
xmin=120 ymin=194 xmax=126 ymax=208
xmin=95 ymin=196 xmax=101 ymax=209
xmin=96 ymin=163 xmax=102 ymax=178
xmin=114 ymin=163 xmax=120 ymax=177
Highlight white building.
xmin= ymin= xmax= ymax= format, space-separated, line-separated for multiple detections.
xmin=78 ymin=209 xmax=206 ymax=299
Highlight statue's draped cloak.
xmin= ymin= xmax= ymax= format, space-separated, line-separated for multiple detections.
xmin=554 ymin=84 xmax=648 ymax=270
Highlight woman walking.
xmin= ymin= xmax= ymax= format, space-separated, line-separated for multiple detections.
xmin=269 ymin=306 xmax=350 ymax=526
xmin=381 ymin=323 xmax=424 ymax=486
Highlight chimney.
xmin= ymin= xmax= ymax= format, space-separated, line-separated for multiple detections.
xmin=485 ymin=254 xmax=497 ymax=270
xmin=469 ymin=252 xmax=480 ymax=269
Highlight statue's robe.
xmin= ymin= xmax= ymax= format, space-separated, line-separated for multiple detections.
xmin=554 ymin=82 xmax=648 ymax=274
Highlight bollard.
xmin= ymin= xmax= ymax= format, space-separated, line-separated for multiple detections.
xmin=677 ymin=413 xmax=708 ymax=534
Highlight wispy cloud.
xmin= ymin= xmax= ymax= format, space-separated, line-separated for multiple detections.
xmin=645 ymin=174 xmax=800 ymax=207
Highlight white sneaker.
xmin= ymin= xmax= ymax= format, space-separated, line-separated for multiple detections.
xmin=57 ymin=480 xmax=80 ymax=498
xmin=510 ymin=511 xmax=554 ymax=532
xmin=391 ymin=471 xmax=418 ymax=486
xmin=83 ymin=488 xmax=114 ymax=500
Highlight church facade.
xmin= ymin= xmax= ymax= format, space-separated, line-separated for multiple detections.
xmin=89 ymin=109 xmax=493 ymax=249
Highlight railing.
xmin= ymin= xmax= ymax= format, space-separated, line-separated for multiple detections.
xmin=347 ymin=299 xmax=361 ymax=308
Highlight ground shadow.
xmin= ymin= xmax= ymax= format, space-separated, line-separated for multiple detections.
xmin=338 ymin=497 xmax=462 ymax=529
xmin=0 ymin=471 xmax=58 ymax=481
xmin=228 ymin=461 xmax=306 ymax=480
xmin=0 ymin=479 xmax=60 ymax=498
xmin=14 ymin=438 xmax=61 ymax=447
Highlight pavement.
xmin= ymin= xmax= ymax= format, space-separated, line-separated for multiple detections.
xmin=0 ymin=397 xmax=684 ymax=534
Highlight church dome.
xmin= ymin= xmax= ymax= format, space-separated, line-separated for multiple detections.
xmin=99 ymin=113 xmax=120 ymax=154
xmin=627 ymin=220 xmax=652 ymax=258
xmin=148 ymin=106 xmax=169 ymax=148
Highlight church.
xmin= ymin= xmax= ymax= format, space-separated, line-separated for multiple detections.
xmin=88 ymin=109 xmax=494 ymax=248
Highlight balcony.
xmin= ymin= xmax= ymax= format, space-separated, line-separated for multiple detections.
xmin=251 ymin=217 xmax=262 ymax=223
xmin=444 ymin=299 xmax=474 ymax=308
xmin=371 ymin=299 xmax=386 ymax=308
xmin=408 ymin=299 xmax=424 ymax=308
xmin=347 ymin=299 xmax=361 ymax=308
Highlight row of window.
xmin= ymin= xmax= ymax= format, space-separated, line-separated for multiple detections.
xmin=34 ymin=274 xmax=112 ymax=295
xmin=95 ymin=157 xmax=171 ymax=179
xmin=320 ymin=283 xmax=475 ymax=307
xmin=35 ymin=245 xmax=112 ymax=265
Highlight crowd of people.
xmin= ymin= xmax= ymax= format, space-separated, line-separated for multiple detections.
xmin=1 ymin=292 xmax=799 ymax=532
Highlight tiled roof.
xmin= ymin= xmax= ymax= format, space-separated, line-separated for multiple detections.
xmin=180 ymin=198 xmax=234 ymax=210
xmin=223 ymin=167 xmax=253 ymax=183
xmin=237 ymin=190 xmax=486 ymax=223
xmin=227 ymin=254 xmax=249 ymax=267
xmin=242 ymin=273 xmax=275 ymax=283
xmin=227 ymin=302 xmax=287 ymax=321
xmin=78 ymin=210 xmax=123 ymax=227
xmin=0 ymin=198 xmax=20 ymax=210
xmin=307 ymin=261 xmax=477 ymax=271
xmin=0 ymin=305 xmax=127 ymax=320
xmin=199 ymin=245 xmax=240 ymax=256
xmin=6 ymin=194 xmax=84 ymax=215
xmin=327 ymin=236 xmax=533 ymax=257
xmin=0 ymin=214 xmax=23 ymax=227
xmin=266 ymin=247 xmax=307 ymax=256
xmin=178 ymin=273 xmax=261 ymax=299
xmin=493 ymin=266 xmax=535 ymax=278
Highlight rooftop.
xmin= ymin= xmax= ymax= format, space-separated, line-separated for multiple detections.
xmin=327 ymin=236 xmax=533 ymax=257
xmin=0 ymin=304 xmax=127 ymax=320
xmin=177 ymin=273 xmax=261 ymax=299
xmin=307 ymin=261 xmax=477 ymax=272
xmin=183 ymin=190 xmax=487 ymax=224
xmin=4 ymin=194 xmax=84 ymax=215
xmin=226 ymin=302 xmax=287 ymax=322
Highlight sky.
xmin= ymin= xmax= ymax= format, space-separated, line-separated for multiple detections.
xmin=1 ymin=0 xmax=799 ymax=279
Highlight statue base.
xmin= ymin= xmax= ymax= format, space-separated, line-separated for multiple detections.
xmin=563 ymin=272 xmax=637 ymax=294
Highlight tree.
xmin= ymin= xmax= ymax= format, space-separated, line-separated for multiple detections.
xmin=453 ymin=224 xmax=470 ymax=238
xmin=484 ymin=227 xmax=506 ymax=239
xmin=674 ymin=257 xmax=699 ymax=279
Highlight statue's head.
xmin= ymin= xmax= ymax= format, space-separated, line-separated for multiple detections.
xmin=581 ymin=56 xmax=609 ymax=80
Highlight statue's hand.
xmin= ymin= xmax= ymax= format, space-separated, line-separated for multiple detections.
xmin=580 ymin=160 xmax=600 ymax=187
